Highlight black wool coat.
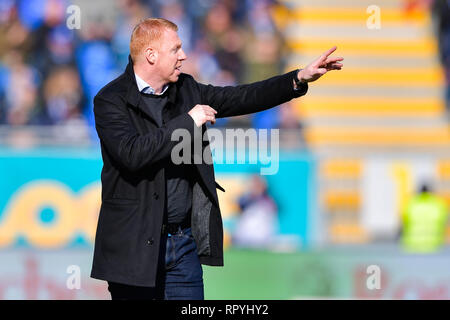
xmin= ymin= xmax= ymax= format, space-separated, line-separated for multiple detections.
xmin=90 ymin=56 xmax=308 ymax=287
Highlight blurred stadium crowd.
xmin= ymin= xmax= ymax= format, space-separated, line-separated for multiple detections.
xmin=0 ymin=0 xmax=298 ymax=141
xmin=1 ymin=0 xmax=450 ymax=140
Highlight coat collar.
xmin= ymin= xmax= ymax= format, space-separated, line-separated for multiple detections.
xmin=125 ymin=55 xmax=178 ymax=110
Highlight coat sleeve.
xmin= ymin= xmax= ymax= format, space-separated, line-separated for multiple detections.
xmin=196 ymin=70 xmax=308 ymax=118
xmin=94 ymin=94 xmax=196 ymax=172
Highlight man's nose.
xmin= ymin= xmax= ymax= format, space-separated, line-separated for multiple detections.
xmin=179 ymin=49 xmax=187 ymax=60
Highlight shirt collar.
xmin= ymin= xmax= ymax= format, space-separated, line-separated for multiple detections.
xmin=135 ymin=73 xmax=169 ymax=95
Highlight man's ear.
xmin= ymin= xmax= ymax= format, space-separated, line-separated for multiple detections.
xmin=145 ymin=47 xmax=158 ymax=64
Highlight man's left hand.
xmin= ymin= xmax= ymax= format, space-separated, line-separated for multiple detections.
xmin=297 ymin=46 xmax=344 ymax=83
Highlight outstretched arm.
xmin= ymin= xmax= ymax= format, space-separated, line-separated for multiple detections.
xmin=196 ymin=70 xmax=307 ymax=119
xmin=194 ymin=46 xmax=343 ymax=121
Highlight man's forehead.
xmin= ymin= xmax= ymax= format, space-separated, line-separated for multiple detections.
xmin=163 ymin=28 xmax=181 ymax=43
xmin=147 ymin=28 xmax=181 ymax=50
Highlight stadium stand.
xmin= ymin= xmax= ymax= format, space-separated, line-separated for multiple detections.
xmin=274 ymin=0 xmax=450 ymax=244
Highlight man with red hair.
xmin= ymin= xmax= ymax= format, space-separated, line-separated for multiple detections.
xmin=91 ymin=18 xmax=343 ymax=300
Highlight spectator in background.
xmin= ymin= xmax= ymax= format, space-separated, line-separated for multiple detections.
xmin=401 ymin=183 xmax=449 ymax=253
xmin=75 ymin=7 xmax=120 ymax=132
xmin=2 ymin=50 xmax=40 ymax=126
xmin=232 ymin=175 xmax=278 ymax=248
xmin=212 ymin=26 xmax=245 ymax=82
xmin=244 ymin=0 xmax=288 ymax=129
xmin=243 ymin=0 xmax=283 ymax=84
xmin=27 ymin=0 xmax=73 ymax=79
xmin=112 ymin=0 xmax=152 ymax=69
xmin=160 ymin=1 xmax=194 ymax=54
xmin=203 ymin=2 xmax=242 ymax=80
xmin=0 ymin=0 xmax=294 ymax=135
xmin=41 ymin=66 xmax=83 ymax=125
xmin=0 ymin=1 xmax=32 ymax=58
xmin=0 ymin=2 xmax=30 ymax=123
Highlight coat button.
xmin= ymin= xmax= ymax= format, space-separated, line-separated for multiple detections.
xmin=147 ymin=238 xmax=154 ymax=245
xmin=153 ymin=192 xmax=159 ymax=200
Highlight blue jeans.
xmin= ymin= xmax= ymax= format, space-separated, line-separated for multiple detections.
xmin=107 ymin=227 xmax=204 ymax=300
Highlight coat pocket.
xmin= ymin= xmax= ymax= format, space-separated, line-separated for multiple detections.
xmin=99 ymin=200 xmax=140 ymax=269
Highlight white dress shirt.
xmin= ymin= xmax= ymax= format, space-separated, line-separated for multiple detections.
xmin=135 ymin=73 xmax=169 ymax=95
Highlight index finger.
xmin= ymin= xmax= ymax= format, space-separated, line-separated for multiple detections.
xmin=321 ymin=46 xmax=337 ymax=60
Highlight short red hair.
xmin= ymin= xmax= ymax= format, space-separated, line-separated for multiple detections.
xmin=130 ymin=18 xmax=178 ymax=63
